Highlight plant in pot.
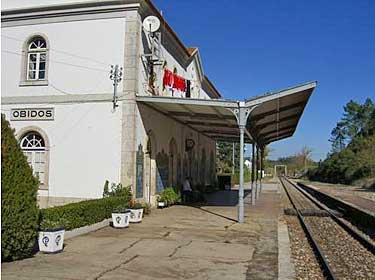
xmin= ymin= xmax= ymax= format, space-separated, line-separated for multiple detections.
xmin=142 ymin=203 xmax=151 ymax=215
xmin=157 ymin=193 xmax=167 ymax=208
xmin=128 ymin=200 xmax=144 ymax=223
xmin=38 ymin=219 xmax=65 ymax=254
xmin=157 ymin=187 xmax=181 ymax=208
xmin=112 ymin=206 xmax=131 ymax=228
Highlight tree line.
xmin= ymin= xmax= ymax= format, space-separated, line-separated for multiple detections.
xmin=308 ymin=98 xmax=375 ymax=187
xmin=266 ymin=146 xmax=316 ymax=177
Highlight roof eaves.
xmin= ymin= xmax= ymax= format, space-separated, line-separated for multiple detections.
xmin=145 ymin=0 xmax=190 ymax=57
xmin=203 ymin=75 xmax=222 ymax=99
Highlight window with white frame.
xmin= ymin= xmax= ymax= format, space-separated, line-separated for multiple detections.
xmin=26 ymin=37 xmax=47 ymax=80
xmin=20 ymin=132 xmax=47 ymax=184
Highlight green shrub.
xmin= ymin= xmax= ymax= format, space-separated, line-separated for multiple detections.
xmin=112 ymin=205 xmax=130 ymax=214
xmin=1 ymin=115 xmax=39 ymax=261
xmin=103 ymin=182 xmax=132 ymax=198
xmin=40 ymin=196 xmax=130 ymax=231
xmin=103 ymin=180 xmax=109 ymax=197
xmin=128 ymin=200 xmax=151 ymax=217
xmin=142 ymin=203 xmax=152 ymax=215
xmin=309 ymin=134 xmax=375 ymax=185
xmin=157 ymin=187 xmax=181 ymax=205
xmin=232 ymin=169 xmax=251 ymax=185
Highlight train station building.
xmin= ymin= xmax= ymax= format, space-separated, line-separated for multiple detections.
xmin=1 ymin=0 xmax=316 ymax=215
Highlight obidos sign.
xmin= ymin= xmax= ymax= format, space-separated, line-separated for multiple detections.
xmin=11 ymin=108 xmax=54 ymax=121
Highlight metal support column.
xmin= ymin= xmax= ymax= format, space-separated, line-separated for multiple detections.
xmin=238 ymin=125 xmax=245 ymax=223
xmin=232 ymin=142 xmax=235 ymax=175
xmin=255 ymin=145 xmax=259 ymax=199
xmin=229 ymin=103 xmax=253 ymax=223
xmin=260 ymin=147 xmax=263 ymax=194
xmin=251 ymin=143 xmax=256 ymax=206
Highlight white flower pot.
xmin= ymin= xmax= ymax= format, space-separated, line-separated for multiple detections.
xmin=129 ymin=208 xmax=143 ymax=223
xmin=112 ymin=212 xmax=130 ymax=228
xmin=38 ymin=228 xmax=65 ymax=253
xmin=158 ymin=201 xmax=165 ymax=208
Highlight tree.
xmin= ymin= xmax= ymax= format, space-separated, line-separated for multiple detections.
xmin=329 ymin=98 xmax=374 ymax=153
xmin=216 ymin=141 xmax=241 ymax=173
xmin=1 ymin=115 xmax=39 ymax=261
xmin=292 ymin=146 xmax=313 ymax=174
xmin=309 ymin=98 xmax=375 ymax=186
xmin=359 ymin=98 xmax=375 ymax=137
xmin=261 ymin=145 xmax=272 ymax=169
xmin=341 ymin=100 xmax=362 ymax=141
xmin=329 ymin=122 xmax=346 ymax=153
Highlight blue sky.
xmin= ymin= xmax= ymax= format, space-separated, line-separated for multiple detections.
xmin=153 ymin=0 xmax=375 ymax=160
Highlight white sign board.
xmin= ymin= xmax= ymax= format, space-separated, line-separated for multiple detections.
xmin=10 ymin=108 xmax=54 ymax=121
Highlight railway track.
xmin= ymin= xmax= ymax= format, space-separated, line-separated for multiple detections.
xmin=296 ymin=181 xmax=375 ymax=240
xmin=280 ymin=177 xmax=375 ymax=280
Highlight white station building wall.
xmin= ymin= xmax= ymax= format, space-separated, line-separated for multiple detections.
xmin=2 ymin=17 xmax=126 ymax=97
xmin=2 ymin=0 xmax=107 ymax=11
xmin=2 ymin=103 xmax=123 ymax=201
xmin=137 ymin=36 xmax=210 ymax=99
xmin=1 ymin=16 xmax=126 ymax=205
xmin=2 ymin=2 xmax=218 ymax=207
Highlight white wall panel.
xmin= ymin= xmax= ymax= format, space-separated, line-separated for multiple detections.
xmin=2 ymin=102 xmax=122 ymax=199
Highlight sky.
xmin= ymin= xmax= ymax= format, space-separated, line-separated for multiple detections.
xmin=153 ymin=0 xmax=375 ymax=161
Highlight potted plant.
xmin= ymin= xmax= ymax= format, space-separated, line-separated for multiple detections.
xmin=157 ymin=187 xmax=181 ymax=208
xmin=38 ymin=220 xmax=65 ymax=254
xmin=157 ymin=195 xmax=167 ymax=208
xmin=128 ymin=202 xmax=144 ymax=223
xmin=112 ymin=206 xmax=131 ymax=228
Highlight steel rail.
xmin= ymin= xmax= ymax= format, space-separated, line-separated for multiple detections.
xmin=296 ymin=182 xmax=375 ymax=241
xmin=294 ymin=180 xmax=375 ymax=255
xmin=280 ymin=177 xmax=337 ymax=280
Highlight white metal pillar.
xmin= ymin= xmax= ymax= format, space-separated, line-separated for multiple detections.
xmin=229 ymin=103 xmax=258 ymax=223
xmin=232 ymin=142 xmax=235 ymax=175
xmin=230 ymin=104 xmax=253 ymax=223
xmin=239 ymin=125 xmax=245 ymax=223
xmin=251 ymin=143 xmax=256 ymax=206
xmin=260 ymin=147 xmax=263 ymax=194
xmin=255 ymin=145 xmax=259 ymax=199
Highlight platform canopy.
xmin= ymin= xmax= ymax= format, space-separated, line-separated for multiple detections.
xmin=136 ymin=81 xmax=317 ymax=146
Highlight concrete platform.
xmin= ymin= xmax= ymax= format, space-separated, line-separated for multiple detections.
xmin=2 ymin=183 xmax=290 ymax=280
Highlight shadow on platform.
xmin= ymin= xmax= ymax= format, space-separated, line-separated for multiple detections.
xmin=186 ymin=190 xmax=252 ymax=222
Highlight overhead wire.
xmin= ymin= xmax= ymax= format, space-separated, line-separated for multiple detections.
xmin=1 ymin=34 xmax=112 ymax=66
xmin=2 ymin=32 xmax=134 ymax=145
xmin=2 ymin=49 xmax=109 ymax=73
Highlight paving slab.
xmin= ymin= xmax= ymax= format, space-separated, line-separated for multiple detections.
xmin=2 ymin=183 xmax=282 ymax=280
xmin=98 ymin=255 xmax=248 ymax=280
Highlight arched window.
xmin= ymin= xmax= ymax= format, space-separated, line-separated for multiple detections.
xmin=20 ymin=131 xmax=47 ymax=184
xmin=26 ymin=36 xmax=47 ymax=80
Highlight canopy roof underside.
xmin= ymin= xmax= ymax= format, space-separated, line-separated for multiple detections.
xmin=136 ymin=81 xmax=317 ymax=146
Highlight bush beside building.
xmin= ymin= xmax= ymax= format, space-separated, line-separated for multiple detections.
xmin=1 ymin=114 xmax=39 ymax=261
xmin=40 ymin=196 xmax=132 ymax=231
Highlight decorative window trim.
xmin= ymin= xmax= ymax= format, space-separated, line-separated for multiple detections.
xmin=16 ymin=126 xmax=50 ymax=190
xmin=19 ymin=80 xmax=49 ymax=87
xmin=19 ymin=33 xmax=50 ymax=87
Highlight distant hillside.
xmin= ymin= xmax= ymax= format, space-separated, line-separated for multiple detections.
xmin=308 ymin=98 xmax=375 ymax=188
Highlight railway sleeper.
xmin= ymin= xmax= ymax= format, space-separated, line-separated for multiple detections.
xmin=284 ymin=208 xmax=330 ymax=217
